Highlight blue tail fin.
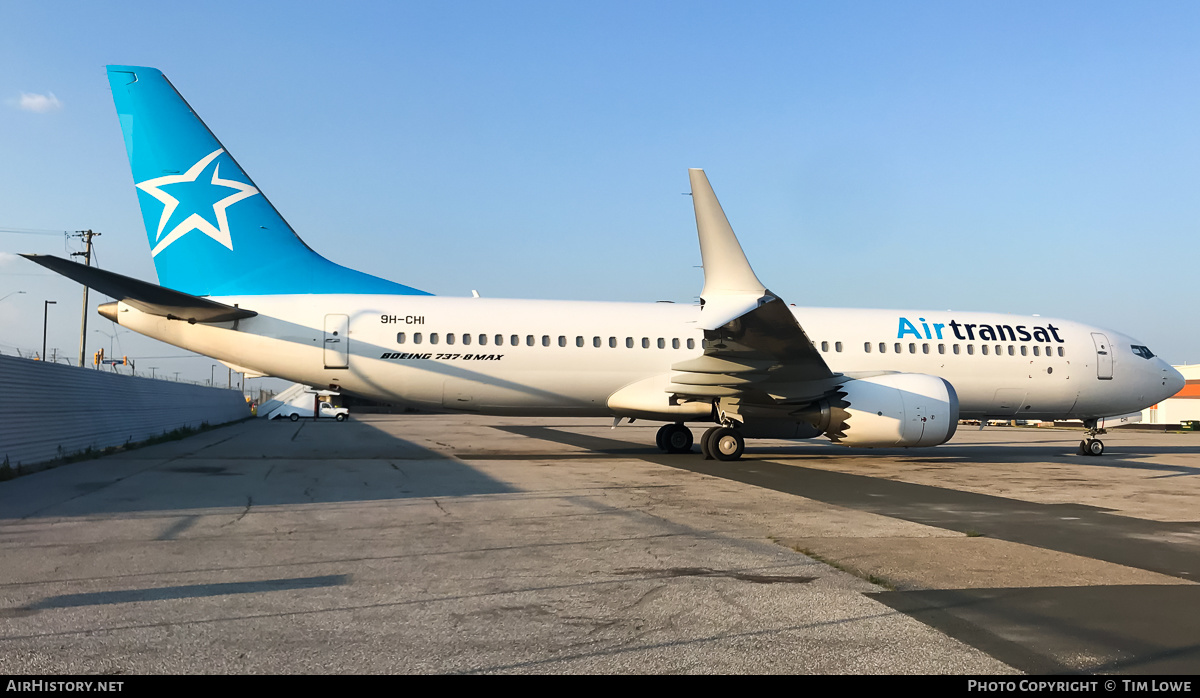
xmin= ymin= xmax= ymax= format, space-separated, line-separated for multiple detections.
xmin=106 ymin=65 xmax=429 ymax=297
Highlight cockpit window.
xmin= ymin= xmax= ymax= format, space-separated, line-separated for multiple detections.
xmin=1131 ymin=345 xmax=1155 ymax=359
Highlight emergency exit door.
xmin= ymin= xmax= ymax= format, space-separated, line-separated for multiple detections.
xmin=324 ymin=314 xmax=349 ymax=369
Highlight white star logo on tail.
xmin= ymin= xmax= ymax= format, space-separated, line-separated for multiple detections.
xmin=135 ymin=148 xmax=260 ymax=257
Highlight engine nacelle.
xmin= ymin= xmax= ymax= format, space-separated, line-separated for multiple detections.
xmin=804 ymin=374 xmax=959 ymax=448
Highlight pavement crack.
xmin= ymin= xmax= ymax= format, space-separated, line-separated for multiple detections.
xmin=222 ymin=497 xmax=254 ymax=526
xmin=614 ymin=567 xmax=816 ymax=585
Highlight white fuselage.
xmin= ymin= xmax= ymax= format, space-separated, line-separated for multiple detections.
xmin=109 ymin=295 xmax=1183 ymax=422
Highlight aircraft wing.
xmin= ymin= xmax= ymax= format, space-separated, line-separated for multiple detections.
xmin=21 ymin=254 xmax=257 ymax=324
xmin=668 ymin=171 xmax=843 ymax=410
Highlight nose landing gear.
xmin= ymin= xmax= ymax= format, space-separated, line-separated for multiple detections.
xmin=1078 ymin=419 xmax=1106 ymax=456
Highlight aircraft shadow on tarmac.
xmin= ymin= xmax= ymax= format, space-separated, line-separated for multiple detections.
xmin=494 ymin=424 xmax=1200 ymax=466
xmin=0 ymin=419 xmax=516 ymax=520
xmin=872 ymin=585 xmax=1200 ymax=675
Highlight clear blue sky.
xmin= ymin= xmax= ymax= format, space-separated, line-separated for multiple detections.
xmin=2 ymin=1 xmax=1198 ymax=383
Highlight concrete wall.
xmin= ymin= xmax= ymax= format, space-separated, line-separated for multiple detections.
xmin=0 ymin=354 xmax=250 ymax=467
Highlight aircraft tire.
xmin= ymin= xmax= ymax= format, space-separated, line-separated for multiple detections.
xmin=700 ymin=426 xmax=721 ymax=460
xmin=712 ymin=427 xmax=744 ymax=461
xmin=655 ymin=424 xmax=671 ymax=452
xmin=664 ymin=424 xmax=694 ymax=453
xmin=1086 ymin=439 xmax=1104 ymax=456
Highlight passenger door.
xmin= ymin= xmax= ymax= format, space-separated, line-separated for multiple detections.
xmin=1091 ymin=333 xmax=1113 ymax=380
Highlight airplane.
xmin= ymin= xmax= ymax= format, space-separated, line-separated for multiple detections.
xmin=23 ymin=65 xmax=1185 ymax=461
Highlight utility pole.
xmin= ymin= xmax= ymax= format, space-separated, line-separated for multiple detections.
xmin=70 ymin=230 xmax=100 ymax=369
xmin=42 ymin=300 xmax=56 ymax=362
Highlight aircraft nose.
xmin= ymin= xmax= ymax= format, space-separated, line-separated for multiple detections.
xmin=1160 ymin=362 xmax=1185 ymax=401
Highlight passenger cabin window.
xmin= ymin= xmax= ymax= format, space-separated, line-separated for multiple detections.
xmin=953 ymin=344 xmax=960 ymax=355
xmin=879 ymin=342 xmax=886 ymax=353
xmin=835 ymin=342 xmax=843 ymax=352
xmin=922 ymin=343 xmax=929 ymax=354
xmin=478 ymin=334 xmax=487 ymax=346
xmin=672 ymin=339 xmax=680 ymax=349
xmin=396 ymin=332 xmax=406 ymax=344
xmin=894 ymin=343 xmax=901 ymax=353
xmin=687 ymin=339 xmax=695 ymax=349
xmin=414 ymin=333 xmax=423 ymax=344
xmin=821 ymin=341 xmax=829 ymax=352
xmin=511 ymin=335 xmax=519 ymax=346
xmin=864 ymin=342 xmax=871 ymax=353
xmin=642 ymin=338 xmax=650 ymax=349
xmin=938 ymin=344 xmax=945 ymax=354
xmin=558 ymin=336 xmax=566 ymax=347
xmin=1020 ymin=346 xmax=1027 ymax=356
xmin=658 ymin=338 xmax=665 ymax=349
xmin=1033 ymin=346 xmax=1040 ymax=356
xmin=577 ymin=336 xmax=584 ymax=347
xmin=594 ymin=336 xmax=602 ymax=348
xmin=609 ymin=337 xmax=617 ymax=348
xmin=461 ymin=334 xmax=470 ymax=346
xmin=1057 ymin=347 xmax=1065 ymax=357
xmin=909 ymin=343 xmax=916 ymax=354
xmin=495 ymin=334 xmax=504 ymax=346
xmin=542 ymin=335 xmax=551 ymax=347
xmin=430 ymin=333 xmax=439 ymax=345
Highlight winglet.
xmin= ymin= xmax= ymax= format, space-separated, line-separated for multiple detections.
xmin=689 ymin=169 xmax=767 ymax=299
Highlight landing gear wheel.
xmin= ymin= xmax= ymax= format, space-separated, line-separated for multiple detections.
xmin=711 ymin=427 xmax=745 ymax=461
xmin=659 ymin=424 xmax=694 ymax=453
xmin=1079 ymin=419 xmax=1106 ymax=457
xmin=700 ymin=427 xmax=721 ymax=460
xmin=655 ymin=424 xmax=670 ymax=452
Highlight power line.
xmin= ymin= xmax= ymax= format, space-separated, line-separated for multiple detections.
xmin=0 ymin=227 xmax=71 ymax=237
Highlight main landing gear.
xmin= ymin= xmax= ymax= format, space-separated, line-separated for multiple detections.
xmin=655 ymin=422 xmax=746 ymax=461
xmin=700 ymin=426 xmax=745 ymax=461
xmin=656 ymin=423 xmax=693 ymax=453
xmin=1078 ymin=419 xmax=1106 ymax=457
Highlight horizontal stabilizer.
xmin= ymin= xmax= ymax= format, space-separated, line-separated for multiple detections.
xmin=21 ymin=254 xmax=257 ymax=323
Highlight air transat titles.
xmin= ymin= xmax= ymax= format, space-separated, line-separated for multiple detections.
xmin=897 ymin=317 xmax=1066 ymax=343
